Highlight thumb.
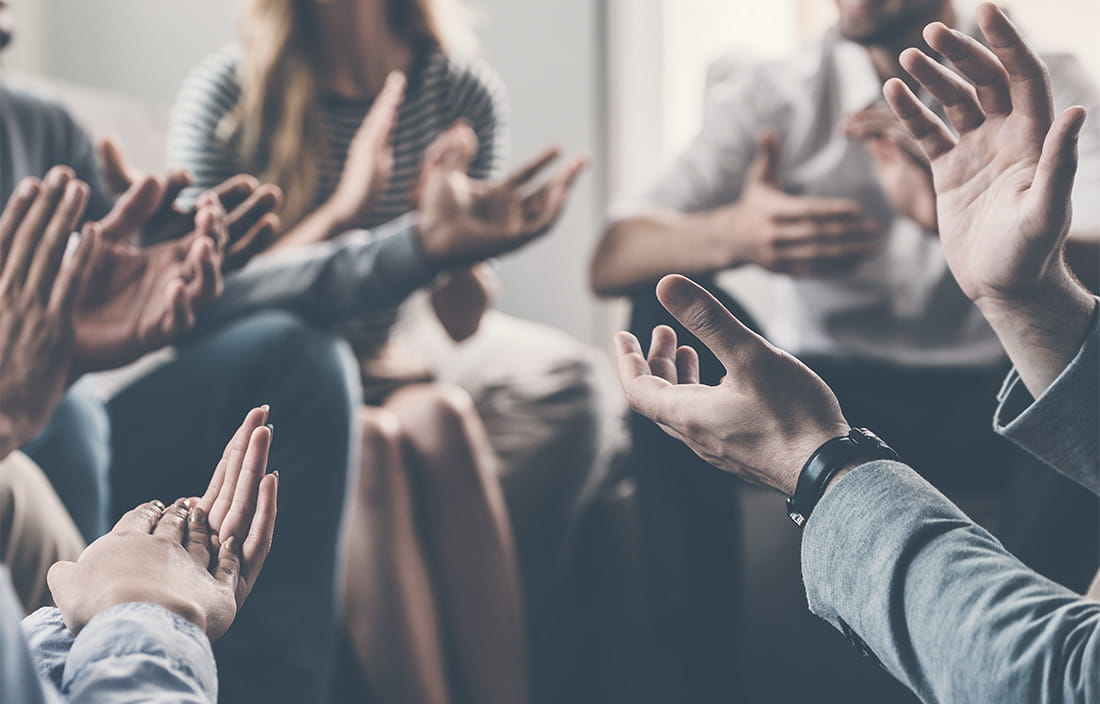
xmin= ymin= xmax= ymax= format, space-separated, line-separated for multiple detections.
xmin=655 ymin=274 xmax=767 ymax=371
xmin=46 ymin=560 xmax=74 ymax=597
xmin=97 ymin=136 xmax=140 ymax=195
xmin=214 ymin=535 xmax=242 ymax=590
xmin=745 ymin=129 xmax=782 ymax=186
xmin=1031 ymin=105 xmax=1086 ymax=242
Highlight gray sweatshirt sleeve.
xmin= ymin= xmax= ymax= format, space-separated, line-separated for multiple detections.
xmin=193 ymin=214 xmax=439 ymax=334
xmin=992 ymin=299 xmax=1100 ymax=495
xmin=801 ymin=460 xmax=1100 ymax=704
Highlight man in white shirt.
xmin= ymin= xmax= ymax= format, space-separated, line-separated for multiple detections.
xmin=592 ymin=0 xmax=1100 ymax=699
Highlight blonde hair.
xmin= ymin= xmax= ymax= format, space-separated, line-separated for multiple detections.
xmin=228 ymin=0 xmax=477 ymax=227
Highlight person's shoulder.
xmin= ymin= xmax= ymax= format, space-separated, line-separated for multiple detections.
xmin=0 ymin=80 xmax=79 ymax=127
xmin=426 ymin=52 xmax=507 ymax=109
xmin=175 ymin=45 xmax=243 ymax=114
xmin=0 ymin=78 xmax=92 ymax=154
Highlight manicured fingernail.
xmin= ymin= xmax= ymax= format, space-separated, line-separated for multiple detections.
xmin=265 ymin=423 xmax=274 ymax=439
xmin=273 ymin=470 xmax=280 ymax=480
xmin=152 ymin=500 xmax=166 ymax=510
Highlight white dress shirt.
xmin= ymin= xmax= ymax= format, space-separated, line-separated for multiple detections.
xmin=610 ymin=4 xmax=1100 ymax=368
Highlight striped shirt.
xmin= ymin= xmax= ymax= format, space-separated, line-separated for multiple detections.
xmin=167 ymin=46 xmax=509 ymax=363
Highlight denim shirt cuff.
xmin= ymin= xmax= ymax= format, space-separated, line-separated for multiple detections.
xmin=21 ymin=606 xmax=73 ymax=691
xmin=64 ymin=602 xmax=216 ymax=700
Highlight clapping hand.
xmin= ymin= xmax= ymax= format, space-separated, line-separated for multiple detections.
xmin=48 ymin=408 xmax=278 ymax=641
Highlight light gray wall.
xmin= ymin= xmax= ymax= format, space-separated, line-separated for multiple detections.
xmin=4 ymin=0 xmax=606 ymax=344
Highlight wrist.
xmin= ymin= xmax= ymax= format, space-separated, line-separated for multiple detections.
xmin=95 ymin=584 xmax=206 ymax=634
xmin=698 ymin=204 xmax=750 ymax=268
xmin=318 ymin=200 xmax=355 ymax=238
xmin=973 ymin=265 xmax=1091 ymax=325
xmin=786 ymin=427 xmax=897 ymax=527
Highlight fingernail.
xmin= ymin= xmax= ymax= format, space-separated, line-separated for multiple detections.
xmin=265 ymin=423 xmax=274 ymax=439
xmin=260 ymin=404 xmax=270 ymax=414
xmin=18 ymin=179 xmax=38 ymax=198
xmin=47 ymin=168 xmax=67 ymax=187
xmin=273 ymin=470 xmax=280 ymax=480
xmin=152 ymin=499 xmax=166 ymax=510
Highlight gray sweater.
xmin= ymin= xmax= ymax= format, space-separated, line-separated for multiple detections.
xmin=801 ymin=303 xmax=1100 ymax=703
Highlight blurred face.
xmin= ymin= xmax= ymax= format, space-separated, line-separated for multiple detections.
xmin=0 ymin=0 xmax=13 ymax=52
xmin=833 ymin=0 xmax=945 ymax=46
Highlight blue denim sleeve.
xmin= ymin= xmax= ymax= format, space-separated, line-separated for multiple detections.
xmin=22 ymin=606 xmax=74 ymax=692
xmin=61 ymin=602 xmax=217 ymax=703
xmin=993 ymin=298 xmax=1100 ymax=496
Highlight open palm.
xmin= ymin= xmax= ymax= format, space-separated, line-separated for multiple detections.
xmin=884 ymin=4 xmax=1085 ymax=305
xmin=75 ymin=197 xmax=227 ymax=372
xmin=416 ymin=123 xmax=588 ymax=266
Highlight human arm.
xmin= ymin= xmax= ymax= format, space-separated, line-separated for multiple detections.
xmin=883 ymin=3 xmax=1095 ymax=399
xmin=196 ymin=123 xmax=587 ymax=333
xmin=992 ymin=300 xmax=1098 ymax=493
xmin=268 ymin=71 xmax=407 ymax=250
xmin=28 ymin=408 xmax=277 ymax=702
xmin=590 ymin=71 xmax=883 ymax=297
xmin=0 ymin=169 xmax=96 ymax=460
xmin=803 ymin=460 xmax=1099 ymax=704
xmin=429 ymin=63 xmax=510 ymax=341
xmin=614 ymin=273 xmax=1100 ymax=702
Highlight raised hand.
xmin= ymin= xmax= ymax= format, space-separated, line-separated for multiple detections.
xmin=0 ymin=168 xmax=97 ymax=458
xmin=198 ymin=406 xmax=277 ymax=605
xmin=416 ymin=122 xmax=589 ymax=266
xmin=322 ymin=70 xmax=407 ymax=230
xmin=48 ymin=408 xmax=278 ymax=641
xmin=98 ymin=136 xmax=281 ymax=268
xmin=883 ymin=2 xmax=1095 ymax=396
xmin=843 ymin=102 xmax=938 ymax=230
xmin=883 ymin=3 xmax=1085 ymax=307
xmin=713 ymin=130 xmax=881 ymax=277
xmin=613 ymin=275 xmax=848 ymax=495
xmin=72 ymin=192 xmax=228 ymax=372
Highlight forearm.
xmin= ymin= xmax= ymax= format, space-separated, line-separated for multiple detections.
xmin=267 ymin=203 xmax=349 ymax=252
xmin=193 ymin=214 xmax=439 ymax=333
xmin=803 ymin=461 xmax=1100 ymax=704
xmin=992 ymin=297 xmax=1099 ymax=493
xmin=590 ymin=212 xmax=737 ymax=296
xmin=975 ymin=266 xmax=1096 ymax=398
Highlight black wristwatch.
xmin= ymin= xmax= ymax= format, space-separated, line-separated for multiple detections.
xmin=786 ymin=428 xmax=898 ymax=527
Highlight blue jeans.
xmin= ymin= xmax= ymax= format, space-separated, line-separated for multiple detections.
xmin=22 ymin=379 xmax=111 ymax=543
xmin=29 ymin=311 xmax=358 ymax=703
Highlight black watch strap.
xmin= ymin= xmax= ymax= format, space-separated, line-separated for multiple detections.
xmin=786 ymin=428 xmax=898 ymax=527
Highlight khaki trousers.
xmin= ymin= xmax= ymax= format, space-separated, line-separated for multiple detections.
xmin=0 ymin=452 xmax=84 ymax=614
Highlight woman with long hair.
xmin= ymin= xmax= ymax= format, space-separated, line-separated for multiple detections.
xmin=166 ymin=1 xmax=550 ymax=702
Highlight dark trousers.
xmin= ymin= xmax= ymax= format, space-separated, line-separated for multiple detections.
xmin=29 ymin=311 xmax=359 ymax=703
xmin=627 ymin=280 xmax=756 ymax=703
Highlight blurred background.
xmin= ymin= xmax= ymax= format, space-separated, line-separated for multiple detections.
xmin=4 ymin=0 xmax=1098 ymax=348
